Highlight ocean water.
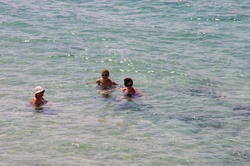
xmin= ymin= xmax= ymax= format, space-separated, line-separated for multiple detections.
xmin=1 ymin=0 xmax=250 ymax=165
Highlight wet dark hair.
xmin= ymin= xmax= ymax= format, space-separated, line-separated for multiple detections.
xmin=124 ymin=78 xmax=133 ymax=87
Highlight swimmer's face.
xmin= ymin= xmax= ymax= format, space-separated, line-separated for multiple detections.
xmin=125 ymin=82 xmax=133 ymax=88
xmin=102 ymin=72 xmax=109 ymax=78
xmin=36 ymin=91 xmax=45 ymax=97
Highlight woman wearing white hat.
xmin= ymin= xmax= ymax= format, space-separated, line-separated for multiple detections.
xmin=30 ymin=86 xmax=48 ymax=109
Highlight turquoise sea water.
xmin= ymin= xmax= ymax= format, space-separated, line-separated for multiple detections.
xmin=1 ymin=0 xmax=250 ymax=165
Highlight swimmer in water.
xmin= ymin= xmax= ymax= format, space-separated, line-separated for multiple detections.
xmin=121 ymin=78 xmax=142 ymax=97
xmin=96 ymin=69 xmax=118 ymax=89
xmin=30 ymin=86 xmax=48 ymax=109
xmin=95 ymin=69 xmax=118 ymax=95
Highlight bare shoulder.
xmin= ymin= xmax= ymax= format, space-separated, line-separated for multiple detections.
xmin=96 ymin=78 xmax=101 ymax=83
xmin=30 ymin=97 xmax=36 ymax=106
xmin=134 ymin=88 xmax=141 ymax=93
xmin=111 ymin=79 xmax=118 ymax=85
xmin=135 ymin=88 xmax=143 ymax=95
xmin=121 ymin=88 xmax=126 ymax=91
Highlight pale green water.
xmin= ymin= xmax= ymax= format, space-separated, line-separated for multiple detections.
xmin=1 ymin=0 xmax=250 ymax=165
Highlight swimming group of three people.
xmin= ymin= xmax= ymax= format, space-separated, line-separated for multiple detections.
xmin=30 ymin=69 xmax=143 ymax=109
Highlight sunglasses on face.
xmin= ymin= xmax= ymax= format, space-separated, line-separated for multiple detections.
xmin=126 ymin=84 xmax=133 ymax=87
xmin=102 ymin=74 xmax=109 ymax=77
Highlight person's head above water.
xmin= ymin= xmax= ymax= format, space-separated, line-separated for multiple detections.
xmin=101 ymin=69 xmax=110 ymax=77
xmin=124 ymin=78 xmax=133 ymax=87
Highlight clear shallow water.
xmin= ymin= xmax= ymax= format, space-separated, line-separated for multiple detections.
xmin=1 ymin=0 xmax=250 ymax=165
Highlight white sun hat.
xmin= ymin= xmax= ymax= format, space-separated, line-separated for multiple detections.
xmin=34 ymin=86 xmax=45 ymax=94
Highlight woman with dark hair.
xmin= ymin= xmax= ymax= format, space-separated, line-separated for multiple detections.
xmin=121 ymin=78 xmax=142 ymax=97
